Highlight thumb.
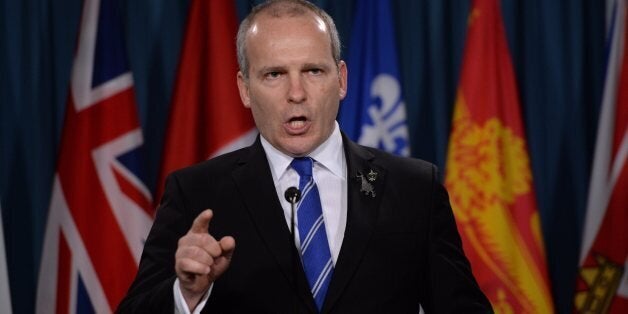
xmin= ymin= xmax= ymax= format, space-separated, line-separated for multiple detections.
xmin=219 ymin=236 xmax=236 ymax=259
xmin=189 ymin=209 xmax=213 ymax=234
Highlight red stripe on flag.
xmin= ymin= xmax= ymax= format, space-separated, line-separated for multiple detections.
xmin=155 ymin=0 xmax=254 ymax=203
xmin=596 ymin=158 xmax=628 ymax=263
xmin=577 ymin=147 xmax=628 ymax=312
xmin=60 ymin=89 xmax=141 ymax=149
xmin=55 ymin=231 xmax=71 ymax=314
xmin=113 ymin=166 xmax=152 ymax=217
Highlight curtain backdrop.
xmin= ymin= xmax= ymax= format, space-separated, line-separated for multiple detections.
xmin=0 ymin=0 xmax=605 ymax=313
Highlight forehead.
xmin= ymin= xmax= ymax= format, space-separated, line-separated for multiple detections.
xmin=245 ymin=13 xmax=333 ymax=60
xmin=250 ymin=10 xmax=328 ymax=35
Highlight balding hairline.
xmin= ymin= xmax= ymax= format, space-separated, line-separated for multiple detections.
xmin=236 ymin=0 xmax=341 ymax=79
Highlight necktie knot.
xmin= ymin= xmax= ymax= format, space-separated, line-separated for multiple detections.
xmin=291 ymin=157 xmax=314 ymax=178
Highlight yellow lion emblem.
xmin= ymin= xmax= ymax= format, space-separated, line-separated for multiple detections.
xmin=445 ymin=94 xmax=552 ymax=313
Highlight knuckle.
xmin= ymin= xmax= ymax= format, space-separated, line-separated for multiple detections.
xmin=176 ymin=258 xmax=190 ymax=272
xmin=208 ymin=242 xmax=222 ymax=257
xmin=190 ymin=246 xmax=203 ymax=257
xmin=200 ymin=233 xmax=214 ymax=243
xmin=178 ymin=235 xmax=190 ymax=247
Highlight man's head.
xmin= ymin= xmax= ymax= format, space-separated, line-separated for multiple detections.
xmin=236 ymin=0 xmax=348 ymax=157
xmin=236 ymin=0 xmax=341 ymax=80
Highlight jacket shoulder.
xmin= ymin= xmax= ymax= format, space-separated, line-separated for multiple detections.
xmin=362 ymin=146 xmax=437 ymax=180
xmin=169 ymin=146 xmax=251 ymax=182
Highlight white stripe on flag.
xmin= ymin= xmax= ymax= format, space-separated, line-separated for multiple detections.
xmin=0 ymin=201 xmax=13 ymax=314
xmin=36 ymin=176 xmax=112 ymax=314
xmin=209 ymin=129 xmax=258 ymax=159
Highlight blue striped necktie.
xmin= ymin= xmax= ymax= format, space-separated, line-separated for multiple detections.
xmin=291 ymin=157 xmax=333 ymax=311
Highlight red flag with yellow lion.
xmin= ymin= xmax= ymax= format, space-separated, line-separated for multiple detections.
xmin=445 ymin=0 xmax=554 ymax=312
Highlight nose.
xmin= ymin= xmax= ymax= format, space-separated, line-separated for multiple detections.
xmin=287 ymin=74 xmax=306 ymax=104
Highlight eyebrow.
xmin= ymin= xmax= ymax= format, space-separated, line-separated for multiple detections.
xmin=302 ymin=63 xmax=332 ymax=71
xmin=255 ymin=62 xmax=333 ymax=76
xmin=259 ymin=66 xmax=286 ymax=73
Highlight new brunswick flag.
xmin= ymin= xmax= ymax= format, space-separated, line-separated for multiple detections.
xmin=444 ymin=0 xmax=554 ymax=312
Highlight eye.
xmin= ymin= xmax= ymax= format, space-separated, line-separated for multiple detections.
xmin=308 ymin=68 xmax=323 ymax=75
xmin=265 ymin=71 xmax=282 ymax=79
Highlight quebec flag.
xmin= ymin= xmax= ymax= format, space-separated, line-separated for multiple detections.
xmin=36 ymin=0 xmax=153 ymax=312
xmin=338 ymin=0 xmax=410 ymax=156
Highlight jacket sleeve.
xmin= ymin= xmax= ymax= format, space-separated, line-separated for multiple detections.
xmin=422 ymin=165 xmax=493 ymax=313
xmin=116 ymin=174 xmax=194 ymax=313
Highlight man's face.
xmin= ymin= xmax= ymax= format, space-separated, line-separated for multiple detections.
xmin=237 ymin=13 xmax=347 ymax=157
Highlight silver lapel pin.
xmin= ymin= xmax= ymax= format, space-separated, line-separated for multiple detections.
xmin=357 ymin=171 xmax=376 ymax=197
xmin=367 ymin=169 xmax=378 ymax=182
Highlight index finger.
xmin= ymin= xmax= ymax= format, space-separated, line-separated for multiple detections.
xmin=189 ymin=209 xmax=213 ymax=234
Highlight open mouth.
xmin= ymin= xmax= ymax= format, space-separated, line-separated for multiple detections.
xmin=285 ymin=116 xmax=309 ymax=134
xmin=288 ymin=116 xmax=306 ymax=127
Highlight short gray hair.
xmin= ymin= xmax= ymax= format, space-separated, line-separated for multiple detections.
xmin=236 ymin=0 xmax=341 ymax=79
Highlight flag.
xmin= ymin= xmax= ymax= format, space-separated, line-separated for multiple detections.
xmin=338 ymin=0 xmax=410 ymax=156
xmin=0 ymin=200 xmax=12 ymax=314
xmin=575 ymin=0 xmax=628 ymax=312
xmin=154 ymin=0 xmax=256 ymax=203
xmin=36 ymin=0 xmax=153 ymax=312
xmin=444 ymin=0 xmax=554 ymax=312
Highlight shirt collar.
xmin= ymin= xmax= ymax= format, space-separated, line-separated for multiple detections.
xmin=260 ymin=121 xmax=345 ymax=181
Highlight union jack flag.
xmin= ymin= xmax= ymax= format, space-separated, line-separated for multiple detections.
xmin=36 ymin=0 xmax=153 ymax=312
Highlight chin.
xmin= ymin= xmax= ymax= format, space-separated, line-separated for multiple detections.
xmin=286 ymin=148 xmax=310 ymax=157
xmin=276 ymin=135 xmax=308 ymax=153
xmin=284 ymin=143 xmax=314 ymax=157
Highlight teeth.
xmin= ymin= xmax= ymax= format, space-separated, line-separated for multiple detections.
xmin=289 ymin=120 xmax=305 ymax=128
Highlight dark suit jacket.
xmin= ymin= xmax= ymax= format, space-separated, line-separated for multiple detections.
xmin=118 ymin=135 xmax=492 ymax=313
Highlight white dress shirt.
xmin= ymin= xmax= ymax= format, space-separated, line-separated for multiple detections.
xmin=261 ymin=122 xmax=347 ymax=263
xmin=175 ymin=122 xmax=347 ymax=314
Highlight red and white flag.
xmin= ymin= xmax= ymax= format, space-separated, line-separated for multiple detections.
xmin=155 ymin=0 xmax=256 ymax=203
xmin=36 ymin=0 xmax=153 ymax=312
xmin=575 ymin=0 xmax=628 ymax=312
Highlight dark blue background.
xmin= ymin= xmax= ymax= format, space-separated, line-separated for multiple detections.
xmin=0 ymin=0 xmax=606 ymax=313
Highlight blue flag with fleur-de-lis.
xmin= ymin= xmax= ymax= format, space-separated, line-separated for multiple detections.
xmin=338 ymin=0 xmax=410 ymax=156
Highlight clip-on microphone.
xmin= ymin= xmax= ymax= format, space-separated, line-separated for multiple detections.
xmin=284 ymin=186 xmax=302 ymax=231
xmin=284 ymin=187 xmax=301 ymax=312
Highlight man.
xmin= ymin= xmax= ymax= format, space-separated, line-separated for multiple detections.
xmin=118 ymin=0 xmax=492 ymax=313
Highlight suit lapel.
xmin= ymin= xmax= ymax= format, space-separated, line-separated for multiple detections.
xmin=322 ymin=135 xmax=386 ymax=313
xmin=231 ymin=139 xmax=317 ymax=313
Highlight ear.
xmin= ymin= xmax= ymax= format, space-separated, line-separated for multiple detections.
xmin=237 ymin=71 xmax=251 ymax=108
xmin=337 ymin=61 xmax=348 ymax=100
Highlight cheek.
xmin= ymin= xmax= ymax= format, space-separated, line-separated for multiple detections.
xmin=321 ymin=90 xmax=341 ymax=117
xmin=248 ymin=98 xmax=281 ymax=131
xmin=251 ymin=87 xmax=283 ymax=111
xmin=250 ymin=104 xmax=270 ymax=125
